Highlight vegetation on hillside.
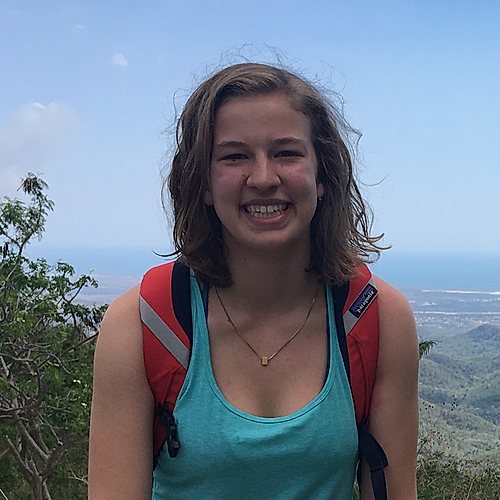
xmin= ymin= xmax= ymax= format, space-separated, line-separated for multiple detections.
xmin=417 ymin=331 xmax=500 ymax=499
xmin=417 ymin=455 xmax=500 ymax=499
xmin=419 ymin=339 xmax=500 ymax=459
xmin=0 ymin=174 xmax=105 ymax=500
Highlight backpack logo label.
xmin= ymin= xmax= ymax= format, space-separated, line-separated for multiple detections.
xmin=349 ymin=283 xmax=377 ymax=318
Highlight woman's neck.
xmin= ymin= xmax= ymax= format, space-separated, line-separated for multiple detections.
xmin=223 ymin=244 xmax=319 ymax=314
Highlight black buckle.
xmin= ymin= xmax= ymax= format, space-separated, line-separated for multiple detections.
xmin=157 ymin=403 xmax=181 ymax=458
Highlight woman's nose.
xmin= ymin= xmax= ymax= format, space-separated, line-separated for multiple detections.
xmin=246 ymin=155 xmax=281 ymax=191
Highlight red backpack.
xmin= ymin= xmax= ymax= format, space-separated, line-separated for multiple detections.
xmin=140 ymin=260 xmax=387 ymax=499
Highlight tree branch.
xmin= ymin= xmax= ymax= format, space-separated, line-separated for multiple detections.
xmin=0 ymin=434 xmax=33 ymax=482
xmin=0 ymin=447 xmax=10 ymax=461
xmin=10 ymin=408 xmax=49 ymax=461
xmin=30 ymin=419 xmax=50 ymax=456
xmin=41 ymin=440 xmax=73 ymax=480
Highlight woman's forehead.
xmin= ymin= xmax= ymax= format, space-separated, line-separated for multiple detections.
xmin=213 ymin=94 xmax=312 ymax=142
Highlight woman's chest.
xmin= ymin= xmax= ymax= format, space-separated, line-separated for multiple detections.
xmin=209 ymin=319 xmax=329 ymax=418
xmin=206 ymin=288 xmax=329 ymax=417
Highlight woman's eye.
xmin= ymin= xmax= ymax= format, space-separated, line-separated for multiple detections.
xmin=222 ymin=153 xmax=247 ymax=161
xmin=276 ymin=150 xmax=300 ymax=158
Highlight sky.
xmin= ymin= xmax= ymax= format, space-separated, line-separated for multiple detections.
xmin=1 ymin=0 xmax=500 ymax=277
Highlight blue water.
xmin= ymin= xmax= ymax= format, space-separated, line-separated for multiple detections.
xmin=26 ymin=246 xmax=500 ymax=292
xmin=26 ymin=245 xmax=169 ymax=277
xmin=371 ymin=251 xmax=500 ymax=291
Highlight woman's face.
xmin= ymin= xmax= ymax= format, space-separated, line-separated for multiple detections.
xmin=205 ymin=93 xmax=324 ymax=256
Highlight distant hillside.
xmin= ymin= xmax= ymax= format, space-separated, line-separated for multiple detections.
xmin=425 ymin=323 xmax=500 ymax=359
xmin=419 ymin=398 xmax=500 ymax=460
xmin=419 ymin=323 xmax=500 ymax=460
xmin=467 ymin=323 xmax=500 ymax=342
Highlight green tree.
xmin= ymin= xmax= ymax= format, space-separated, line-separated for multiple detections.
xmin=419 ymin=339 xmax=436 ymax=359
xmin=0 ymin=174 xmax=106 ymax=500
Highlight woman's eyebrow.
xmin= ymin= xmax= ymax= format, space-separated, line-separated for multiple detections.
xmin=213 ymin=140 xmax=247 ymax=149
xmin=215 ymin=138 xmax=306 ymax=149
xmin=273 ymin=137 xmax=306 ymax=146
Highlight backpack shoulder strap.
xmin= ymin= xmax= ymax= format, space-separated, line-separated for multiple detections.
xmin=331 ymin=264 xmax=379 ymax=423
xmin=140 ymin=260 xmax=192 ymax=462
xmin=333 ymin=264 xmax=388 ymax=500
xmin=344 ymin=264 xmax=379 ymax=424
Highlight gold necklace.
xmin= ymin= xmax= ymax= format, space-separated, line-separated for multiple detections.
xmin=214 ymin=284 xmax=321 ymax=366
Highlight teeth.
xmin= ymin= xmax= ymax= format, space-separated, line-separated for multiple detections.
xmin=246 ymin=204 xmax=287 ymax=218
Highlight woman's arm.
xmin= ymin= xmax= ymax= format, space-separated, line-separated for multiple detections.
xmin=88 ymin=285 xmax=154 ymax=500
xmin=360 ymin=277 xmax=420 ymax=500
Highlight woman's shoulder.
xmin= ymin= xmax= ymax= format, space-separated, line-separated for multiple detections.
xmin=96 ymin=284 xmax=143 ymax=370
xmin=373 ymin=275 xmax=415 ymax=324
xmin=102 ymin=284 xmax=141 ymax=327
xmin=371 ymin=274 xmax=419 ymax=371
xmin=371 ymin=274 xmax=419 ymax=369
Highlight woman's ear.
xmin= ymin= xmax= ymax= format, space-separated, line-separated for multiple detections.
xmin=316 ymin=182 xmax=325 ymax=199
xmin=204 ymin=189 xmax=214 ymax=206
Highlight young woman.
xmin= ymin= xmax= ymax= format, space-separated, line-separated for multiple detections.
xmin=88 ymin=63 xmax=419 ymax=500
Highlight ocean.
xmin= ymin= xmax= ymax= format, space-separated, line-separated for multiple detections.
xmin=26 ymin=246 xmax=500 ymax=304
xmin=371 ymin=251 xmax=500 ymax=291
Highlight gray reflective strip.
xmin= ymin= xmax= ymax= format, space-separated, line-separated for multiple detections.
xmin=343 ymin=309 xmax=358 ymax=336
xmin=139 ymin=295 xmax=190 ymax=369
xmin=343 ymin=277 xmax=377 ymax=336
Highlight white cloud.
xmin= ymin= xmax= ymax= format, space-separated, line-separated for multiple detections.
xmin=0 ymin=102 xmax=79 ymax=194
xmin=111 ymin=53 xmax=128 ymax=67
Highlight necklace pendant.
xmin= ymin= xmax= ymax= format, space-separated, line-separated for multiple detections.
xmin=215 ymin=285 xmax=320 ymax=368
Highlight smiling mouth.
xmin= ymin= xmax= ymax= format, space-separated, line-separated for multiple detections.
xmin=245 ymin=204 xmax=289 ymax=218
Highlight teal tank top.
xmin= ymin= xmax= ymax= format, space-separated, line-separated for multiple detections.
xmin=152 ymin=275 xmax=358 ymax=500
